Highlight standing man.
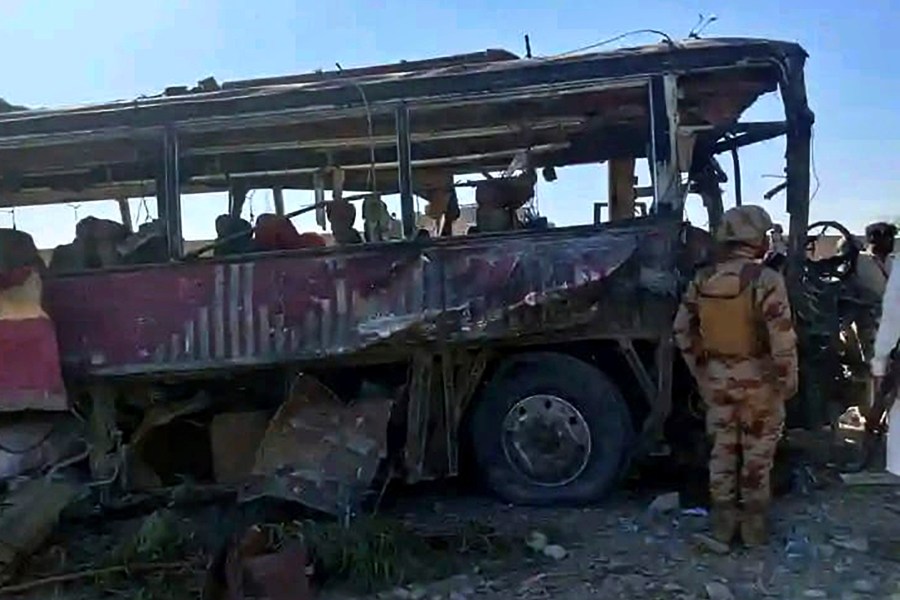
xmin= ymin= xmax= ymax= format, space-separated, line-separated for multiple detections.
xmin=863 ymin=222 xmax=896 ymax=276
xmin=673 ymin=205 xmax=798 ymax=548
xmin=854 ymin=222 xmax=896 ymax=357
xmin=865 ymin=251 xmax=900 ymax=448
xmin=841 ymin=222 xmax=896 ymax=408
xmin=872 ymin=259 xmax=900 ymax=382
xmin=763 ymin=223 xmax=788 ymax=272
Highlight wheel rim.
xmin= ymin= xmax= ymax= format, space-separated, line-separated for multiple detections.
xmin=501 ymin=394 xmax=592 ymax=487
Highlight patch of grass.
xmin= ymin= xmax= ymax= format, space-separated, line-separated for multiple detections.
xmin=113 ymin=510 xmax=194 ymax=563
xmin=271 ymin=517 xmax=515 ymax=593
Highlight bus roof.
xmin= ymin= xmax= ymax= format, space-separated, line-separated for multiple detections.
xmin=0 ymin=37 xmax=806 ymax=208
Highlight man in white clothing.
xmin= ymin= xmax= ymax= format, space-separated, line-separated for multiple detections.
xmin=871 ymin=258 xmax=900 ymax=372
xmin=867 ymin=255 xmax=900 ymax=451
xmin=872 ymin=256 xmax=900 ymax=382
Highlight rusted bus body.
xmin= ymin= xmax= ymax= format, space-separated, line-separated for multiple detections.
xmin=45 ymin=219 xmax=680 ymax=377
xmin=0 ymin=38 xmax=816 ymax=510
xmin=39 ymin=218 xmax=682 ymax=499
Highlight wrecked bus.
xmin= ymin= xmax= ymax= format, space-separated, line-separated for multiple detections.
xmin=0 ymin=38 xmax=830 ymax=517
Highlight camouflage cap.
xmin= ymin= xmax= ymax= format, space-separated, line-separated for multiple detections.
xmin=715 ymin=205 xmax=774 ymax=244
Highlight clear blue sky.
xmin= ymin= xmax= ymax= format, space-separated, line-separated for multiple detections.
xmin=1 ymin=0 xmax=897 ymax=248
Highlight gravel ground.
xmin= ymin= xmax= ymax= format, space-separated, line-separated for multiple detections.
xmin=350 ymin=483 xmax=900 ymax=600
xmin=5 ymin=427 xmax=900 ymax=600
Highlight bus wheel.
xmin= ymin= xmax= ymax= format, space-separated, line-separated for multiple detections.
xmin=470 ymin=352 xmax=633 ymax=505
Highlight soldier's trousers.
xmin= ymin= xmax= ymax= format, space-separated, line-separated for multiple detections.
xmin=702 ymin=373 xmax=785 ymax=508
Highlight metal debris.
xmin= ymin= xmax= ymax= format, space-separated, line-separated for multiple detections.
xmin=123 ymin=391 xmax=214 ymax=491
xmin=542 ymin=545 xmax=568 ymax=560
xmin=202 ymin=525 xmax=311 ymax=600
xmin=241 ymin=374 xmax=393 ymax=517
xmin=0 ymin=413 xmax=83 ymax=480
xmin=648 ymin=491 xmax=681 ymax=514
xmin=210 ymin=411 xmax=271 ymax=484
xmin=705 ymin=582 xmax=735 ymax=600
xmin=130 ymin=392 xmax=213 ymax=448
xmin=525 ymin=531 xmax=548 ymax=552
xmin=0 ymin=479 xmax=80 ymax=582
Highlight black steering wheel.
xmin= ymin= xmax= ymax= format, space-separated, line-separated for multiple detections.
xmin=804 ymin=220 xmax=859 ymax=285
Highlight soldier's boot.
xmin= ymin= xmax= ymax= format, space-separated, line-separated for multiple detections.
xmin=710 ymin=503 xmax=739 ymax=545
xmin=740 ymin=504 xmax=770 ymax=547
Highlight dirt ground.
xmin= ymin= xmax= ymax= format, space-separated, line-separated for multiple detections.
xmin=3 ymin=427 xmax=900 ymax=600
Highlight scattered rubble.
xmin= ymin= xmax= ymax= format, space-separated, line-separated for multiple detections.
xmin=0 ymin=421 xmax=896 ymax=599
xmin=0 ymin=414 xmax=83 ymax=480
xmin=648 ymin=491 xmax=681 ymax=514
xmin=202 ymin=525 xmax=312 ymax=600
xmin=851 ymin=578 xmax=877 ymax=594
xmin=705 ymin=581 xmax=734 ymax=600
xmin=541 ymin=545 xmax=567 ymax=561
xmin=831 ymin=535 xmax=870 ymax=553
xmin=0 ymin=479 xmax=80 ymax=583
xmin=524 ymin=530 xmax=567 ymax=560
xmin=692 ymin=533 xmax=731 ymax=555
xmin=524 ymin=531 xmax=547 ymax=553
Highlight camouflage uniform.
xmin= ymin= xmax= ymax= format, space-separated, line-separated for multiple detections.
xmin=674 ymin=205 xmax=798 ymax=547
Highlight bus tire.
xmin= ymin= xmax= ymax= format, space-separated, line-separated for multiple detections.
xmin=470 ymin=352 xmax=633 ymax=506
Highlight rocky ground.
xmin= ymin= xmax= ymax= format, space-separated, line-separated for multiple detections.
xmin=345 ymin=481 xmax=900 ymax=600
xmin=3 ymin=425 xmax=899 ymax=600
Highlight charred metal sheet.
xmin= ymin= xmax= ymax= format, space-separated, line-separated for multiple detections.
xmin=222 ymin=49 xmax=520 ymax=90
xmin=240 ymin=374 xmax=392 ymax=517
xmin=0 ymin=39 xmax=801 ymax=142
xmin=44 ymin=220 xmax=681 ymax=377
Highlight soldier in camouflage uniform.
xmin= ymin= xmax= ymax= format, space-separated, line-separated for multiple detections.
xmin=673 ymin=205 xmax=798 ymax=547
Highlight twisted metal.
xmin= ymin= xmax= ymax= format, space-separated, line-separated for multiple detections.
xmin=794 ymin=221 xmax=859 ymax=428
